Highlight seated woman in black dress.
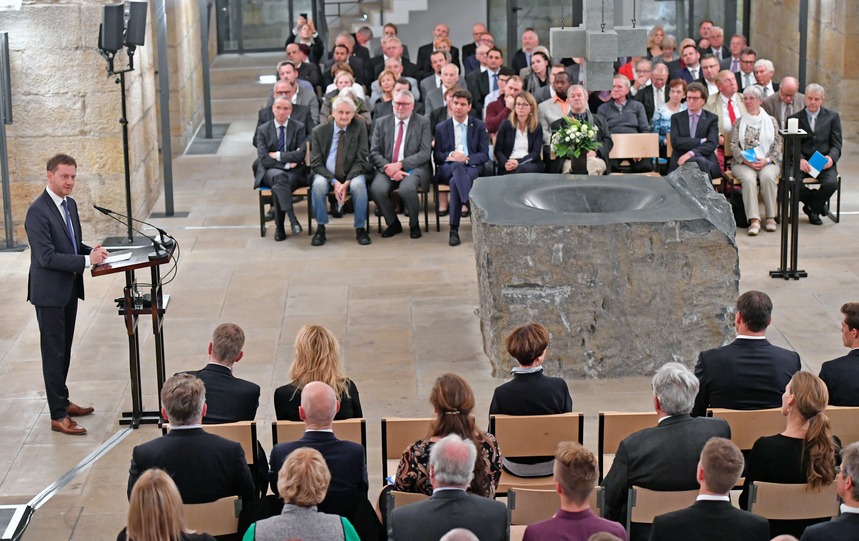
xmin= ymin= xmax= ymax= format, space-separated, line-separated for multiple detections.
xmin=489 ymin=323 xmax=572 ymax=477
xmin=273 ymin=325 xmax=362 ymax=421
xmin=494 ymin=91 xmax=544 ymax=175
xmin=739 ymin=371 xmax=840 ymax=538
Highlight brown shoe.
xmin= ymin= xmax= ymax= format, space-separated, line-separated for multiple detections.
xmin=66 ymin=402 xmax=94 ymax=416
xmin=51 ymin=416 xmax=87 ymax=435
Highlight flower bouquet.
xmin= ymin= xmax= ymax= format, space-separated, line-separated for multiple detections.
xmin=551 ymin=116 xmax=602 ymax=159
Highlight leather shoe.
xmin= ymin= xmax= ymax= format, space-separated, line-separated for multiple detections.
xmin=274 ymin=228 xmax=287 ymax=241
xmin=66 ymin=402 xmax=94 ymax=416
xmin=52 ymin=416 xmax=87 ymax=435
xmin=410 ymin=225 xmax=422 ymax=239
xmin=803 ymin=204 xmax=823 ymax=225
xmin=438 ymin=208 xmax=449 ymax=217
xmin=264 ymin=209 xmax=275 ymax=222
xmin=381 ymin=221 xmax=403 ymax=238
xmin=356 ymin=227 xmax=372 ymax=245
xmin=449 ymin=229 xmax=461 ymax=246
xmin=291 ymin=222 xmax=303 ymax=235
xmin=311 ymin=226 xmax=326 ymax=246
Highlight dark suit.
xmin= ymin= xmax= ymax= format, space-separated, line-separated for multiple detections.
xmin=465 ymin=69 xmax=493 ymax=115
xmin=369 ymin=113 xmax=433 ymax=229
xmin=323 ymin=56 xmax=371 ymax=88
xmin=434 ymin=116 xmax=489 ymax=227
xmin=633 ymin=84 xmax=670 ymax=123
xmin=461 ymin=42 xmax=477 ymax=64
xmin=789 ymin=106 xmax=842 ymax=214
xmin=602 ymin=414 xmax=731 ymax=541
xmin=700 ymin=45 xmax=730 ymax=62
xmin=548 ymin=112 xmax=613 ymax=174
xmin=186 ymin=364 xmax=259 ymax=424
xmin=416 ymin=43 xmax=460 ymax=75
xmin=511 ymin=49 xmax=531 ymax=74
xmin=691 ymin=338 xmax=801 ymax=417
xmin=372 ymin=55 xmax=420 ymax=80
xmin=463 ymin=55 xmax=481 ymax=75
xmin=494 ymin=119 xmax=544 ymax=174
xmin=254 ymin=119 xmax=308 ymax=223
xmin=388 ymin=489 xmax=508 ymax=541
xmin=667 ymin=109 xmax=721 ymax=180
xmin=800 ymin=512 xmax=859 ymax=541
xmin=735 ymin=71 xmax=756 ymax=92
xmin=819 ymin=349 xmax=859 ymax=406
xmin=672 ymin=66 xmax=702 ymax=84
xmin=253 ymin=105 xmax=314 ymax=147
xmin=649 ymin=499 xmax=770 ymax=541
xmin=25 ymin=189 xmax=93 ymax=421
xmin=296 ymin=61 xmax=322 ymax=91
xmin=761 ymin=91 xmax=804 ymax=130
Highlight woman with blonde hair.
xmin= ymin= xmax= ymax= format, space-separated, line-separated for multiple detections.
xmin=395 ymin=373 xmax=502 ymax=497
xmin=647 ymin=26 xmax=665 ymax=58
xmin=273 ymin=325 xmax=362 ymax=421
xmin=243 ymin=448 xmax=360 ymax=541
xmin=119 ymin=469 xmax=215 ymax=541
xmin=740 ymin=371 xmax=840 ymax=537
xmin=494 ymin=91 xmax=544 ymax=174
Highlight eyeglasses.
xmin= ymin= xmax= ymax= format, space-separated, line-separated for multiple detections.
xmin=514 ymin=102 xmax=531 ymax=108
xmin=393 ymin=101 xmax=412 ymax=107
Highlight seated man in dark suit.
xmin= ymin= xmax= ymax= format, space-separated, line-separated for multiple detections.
xmin=789 ymin=83 xmax=842 ymax=225
xmin=254 ymin=80 xmax=314 ymax=147
xmin=127 ymin=374 xmax=255 ymax=507
xmin=417 ymin=24 xmax=460 ymax=75
xmin=465 ymin=46 xmax=503 ymax=117
xmin=667 ymin=82 xmax=721 ymax=180
xmin=672 ymin=44 xmax=702 ymax=83
xmin=650 ymin=438 xmax=769 ymax=541
xmin=433 ymin=89 xmax=489 ymax=247
xmin=819 ymin=302 xmax=859 ymax=406
xmin=602 ymin=363 xmax=731 ymax=541
xmin=800 ymin=441 xmax=859 ymax=541
xmin=692 ymin=290 xmax=801 ymax=417
xmin=388 ymin=433 xmax=508 ymax=541
xmin=286 ymin=42 xmax=322 ymax=93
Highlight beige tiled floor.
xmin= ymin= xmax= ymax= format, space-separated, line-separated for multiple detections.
xmin=1 ymin=111 xmax=858 ymax=539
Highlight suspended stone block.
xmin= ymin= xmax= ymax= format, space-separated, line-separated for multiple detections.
xmin=471 ymin=166 xmax=739 ymax=379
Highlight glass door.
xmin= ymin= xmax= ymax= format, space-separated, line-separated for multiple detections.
xmin=488 ymin=0 xmax=579 ymax=61
xmin=216 ymin=0 xmax=315 ymax=53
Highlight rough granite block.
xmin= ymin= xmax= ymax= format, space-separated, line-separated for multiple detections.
xmin=582 ymin=62 xmax=615 ymax=91
xmin=470 ymin=166 xmax=739 ymax=379
xmin=550 ymin=27 xmax=586 ymax=60
xmin=587 ymin=31 xmax=619 ymax=62
xmin=617 ymin=26 xmax=650 ymax=57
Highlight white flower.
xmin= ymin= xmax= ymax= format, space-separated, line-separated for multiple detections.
xmin=588 ymin=130 xmax=595 ymax=137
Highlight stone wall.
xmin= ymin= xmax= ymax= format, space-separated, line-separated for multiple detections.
xmin=0 ymin=1 xmax=161 ymax=243
xmin=751 ymin=0 xmax=859 ymax=140
xmin=162 ymin=0 xmax=205 ymax=156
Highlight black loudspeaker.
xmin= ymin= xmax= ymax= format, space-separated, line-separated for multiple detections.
xmin=125 ymin=1 xmax=147 ymax=47
xmin=100 ymin=3 xmax=125 ymax=53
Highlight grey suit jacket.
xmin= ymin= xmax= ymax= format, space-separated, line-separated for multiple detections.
xmin=369 ymin=113 xmax=432 ymax=190
xmin=538 ymin=97 xmax=566 ymax=145
xmin=532 ymin=84 xmax=553 ymax=104
xmin=293 ymin=86 xmax=320 ymax=126
xmin=310 ymin=118 xmax=372 ymax=182
xmin=800 ymin=512 xmax=859 ymax=541
xmin=388 ymin=489 xmax=508 ymax=541
xmin=423 ymin=82 xmax=463 ymax=116
xmin=254 ymin=119 xmax=308 ymax=188
xmin=762 ymin=91 xmax=804 ymax=130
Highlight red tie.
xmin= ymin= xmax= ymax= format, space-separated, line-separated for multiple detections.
xmin=728 ymin=99 xmax=737 ymax=124
xmin=393 ymin=121 xmax=404 ymax=163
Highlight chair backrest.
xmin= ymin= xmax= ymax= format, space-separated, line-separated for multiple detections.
xmin=165 ymin=421 xmax=257 ymax=466
xmin=508 ymin=488 xmax=560 ymax=525
xmin=707 ymin=408 xmax=783 ymax=450
xmin=384 ymin=490 xmax=431 ymax=530
xmin=489 ymin=413 xmax=584 ymax=457
xmin=723 ymin=129 xmax=733 ymax=158
xmin=272 ymin=418 xmax=367 ymax=449
xmin=598 ymin=412 xmax=659 ymax=480
xmin=826 ymin=406 xmax=859 ymax=445
xmin=627 ymin=486 xmax=699 ymax=530
xmin=608 ymin=133 xmax=660 ymax=160
xmin=747 ymin=482 xmax=839 ymax=520
xmin=381 ymin=417 xmax=434 ymax=479
xmin=666 ymin=133 xmax=672 ymax=157
xmin=183 ymin=496 xmax=241 ymax=536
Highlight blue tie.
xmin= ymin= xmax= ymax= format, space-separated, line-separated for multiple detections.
xmin=460 ymin=123 xmax=469 ymax=157
xmin=61 ymin=200 xmax=78 ymax=255
xmin=491 ymin=73 xmax=498 ymax=93
xmin=278 ymin=125 xmax=285 ymax=152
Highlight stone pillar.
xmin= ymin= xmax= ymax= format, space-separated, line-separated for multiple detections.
xmin=751 ymin=0 xmax=859 ymax=140
xmin=0 ymin=1 xmax=161 ymax=243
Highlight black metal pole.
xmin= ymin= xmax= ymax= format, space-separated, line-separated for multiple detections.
xmin=0 ymin=32 xmax=19 ymax=251
xmin=798 ymin=0 xmax=808 ymax=90
xmin=200 ymin=0 xmax=213 ymax=139
xmin=119 ymin=70 xmax=133 ymax=243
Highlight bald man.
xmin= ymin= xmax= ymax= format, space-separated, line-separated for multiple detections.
xmin=762 ymin=77 xmax=804 ymax=130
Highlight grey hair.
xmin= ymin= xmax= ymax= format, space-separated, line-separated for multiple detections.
xmin=568 ymin=84 xmax=586 ymax=95
xmin=662 ymin=34 xmax=676 ymax=49
xmin=652 ymin=362 xmax=699 ymax=415
xmin=636 ymin=58 xmax=653 ymax=71
xmin=841 ymin=442 xmax=859 ymax=501
xmin=273 ymin=96 xmax=293 ymax=106
xmin=709 ymin=26 xmax=723 ymax=37
xmin=440 ymin=529 xmax=479 ymax=541
xmin=754 ymin=59 xmax=774 ymax=73
xmin=742 ymin=85 xmax=764 ymax=101
xmin=333 ymin=95 xmax=357 ymax=112
xmin=805 ymin=83 xmax=825 ymax=98
xmin=385 ymin=57 xmax=403 ymax=68
xmin=336 ymin=32 xmax=355 ymax=46
xmin=442 ymin=63 xmax=460 ymax=76
xmin=613 ymin=75 xmax=631 ymax=89
xmin=356 ymin=26 xmax=373 ymax=39
xmin=394 ymin=89 xmax=415 ymax=104
xmin=386 ymin=37 xmax=402 ymax=48
xmin=653 ymin=63 xmax=669 ymax=75
xmin=432 ymin=50 xmax=452 ymax=64
xmin=429 ymin=433 xmax=477 ymax=487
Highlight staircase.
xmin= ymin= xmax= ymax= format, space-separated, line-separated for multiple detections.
xmin=209 ymin=52 xmax=283 ymax=118
xmin=324 ymin=0 xmax=428 ymax=37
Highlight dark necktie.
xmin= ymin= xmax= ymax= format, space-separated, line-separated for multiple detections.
xmin=783 ymin=102 xmax=792 ymax=129
xmin=732 ymin=59 xmax=739 ymax=73
xmin=491 ymin=73 xmax=498 ymax=93
xmin=689 ymin=113 xmax=699 ymax=136
xmin=393 ymin=121 xmax=404 ymax=162
xmin=61 ymin=200 xmax=78 ymax=255
xmin=334 ymin=129 xmax=346 ymax=180
xmin=278 ymin=125 xmax=285 ymax=152
xmin=572 ymin=112 xmax=587 ymax=122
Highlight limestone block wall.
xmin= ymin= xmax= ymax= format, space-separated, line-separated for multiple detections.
xmin=751 ymin=0 xmax=859 ymax=140
xmin=162 ymin=0 xmax=205 ymax=156
xmin=0 ymin=1 xmax=161 ymax=243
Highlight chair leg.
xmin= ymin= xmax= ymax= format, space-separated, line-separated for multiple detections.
xmin=307 ymin=194 xmax=313 ymax=235
xmin=433 ymin=183 xmax=440 ymax=233
xmin=259 ymin=192 xmax=267 ymax=237
xmin=422 ymin=190 xmax=429 ymax=233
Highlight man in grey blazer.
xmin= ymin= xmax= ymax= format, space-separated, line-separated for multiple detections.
xmin=419 ymin=50 xmax=450 ymax=104
xmin=369 ymin=90 xmax=432 ymax=239
xmin=424 ymin=63 xmax=463 ymax=115
xmin=388 ymin=434 xmax=508 ymax=541
xmin=762 ymin=77 xmax=803 ymax=130
xmin=602 ymin=362 xmax=731 ymax=541
xmin=26 ymin=154 xmax=108 ymax=435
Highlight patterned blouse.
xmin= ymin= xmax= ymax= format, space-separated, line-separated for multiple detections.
xmin=730 ymin=115 xmax=783 ymax=168
xmin=651 ymin=102 xmax=686 ymax=147
xmin=394 ymin=432 xmax=503 ymax=498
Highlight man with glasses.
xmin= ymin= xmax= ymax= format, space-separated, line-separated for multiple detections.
xmin=628 ymin=58 xmax=653 ymax=98
xmin=484 ymin=74 xmax=523 ymax=135
xmin=800 ymin=442 xmax=859 ymax=540
xmin=634 ymin=63 xmax=670 ymax=123
xmin=762 ymin=77 xmax=804 ymax=130
xmin=668 ymin=82 xmax=721 ymax=181
xmin=700 ymin=54 xmax=721 ymax=97
xmin=735 ymin=47 xmax=757 ymax=91
xmin=721 ymin=34 xmax=746 ymax=72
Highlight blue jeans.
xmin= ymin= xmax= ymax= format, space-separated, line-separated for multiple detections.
xmin=311 ymin=174 xmax=367 ymax=228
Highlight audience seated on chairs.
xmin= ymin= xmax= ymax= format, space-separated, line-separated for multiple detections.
xmin=371 ymin=69 xmax=397 ymax=112
xmin=511 ymin=28 xmax=540 ymax=74
xmin=617 ymin=55 xmax=643 ymax=83
xmin=370 ymin=58 xmax=420 ymax=106
xmin=120 ymin=469 xmax=216 ymax=541
xmin=819 ymin=302 xmax=859 ymax=406
xmin=321 ymin=85 xmax=372 ymax=125
xmin=465 ymin=45 xmax=503 ymax=117
xmin=739 ymin=371 xmax=840 ymax=538
xmin=633 ymin=61 xmax=669 ymax=123
xmin=371 ymin=79 xmax=412 ymax=125
xmin=800 ymin=440 xmax=859 ymax=540
xmin=265 ymin=60 xmax=313 ymax=107
xmin=489 ymin=323 xmax=571 ymax=476
xmin=753 ymin=59 xmax=779 ymax=97
xmin=416 ymin=24 xmax=460 ymax=79
xmin=394 ymin=373 xmax=502 ymax=498
xmin=372 ymin=23 xmax=411 ymax=60
xmin=762 ymin=76 xmax=803 ymax=130
xmin=255 ymin=80 xmax=315 ymax=147
xmin=389 ymin=433 xmax=508 ymax=541
xmin=246 ymin=448 xmax=360 ymax=541
xmin=664 ymin=37 xmax=695 ymax=79
xmin=523 ymin=442 xmax=627 ymax=541
xmin=655 ymin=34 xmax=677 ymax=67
xmin=371 ymin=36 xmax=419 ymax=80
xmin=649 ymin=438 xmax=769 ymax=541
xmin=533 ymin=63 xmax=567 ymax=104
xmin=537 ymin=69 xmax=571 ymax=172
xmin=735 ymin=47 xmax=758 ymax=91
xmin=325 ymin=33 xmax=371 ymax=89
xmin=425 ymin=62 xmax=463 ymax=115
xmin=667 ymin=82 xmax=721 ymax=181
xmin=721 ymin=34 xmax=745 ymax=72
xmin=703 ymin=70 xmax=746 ymax=173
xmin=127 ymin=374 xmax=255 ymax=512
xmin=692 ymin=290 xmax=801 ymax=417
xmin=463 ymin=44 xmax=489 ymax=78
xmin=418 ymin=37 xmax=454 ymax=82
xmin=730 ymin=85 xmax=783 ymax=236
xmin=286 ymin=43 xmax=322 ymax=95
xmin=646 ymin=26 xmax=665 ymax=61
xmin=650 ymin=79 xmax=686 ymax=160
xmin=552 ymin=85 xmax=612 ymax=175
xmin=672 ymin=44 xmax=701 ymax=83
xmin=285 ymin=16 xmax=324 ymax=66
xmin=481 ymin=66 xmax=515 ymax=115
xmin=369 ymin=89 xmax=432 ymax=239
xmin=598 ymin=75 xmax=652 ymax=173
xmin=420 ymin=50 xmax=452 ymax=104
xmin=322 ymin=63 xmax=366 ymax=103
xmin=789 ymin=83 xmax=842 ymax=226
xmin=494 ymin=91 xmax=544 ymax=174
xmin=433 ymin=89 xmax=489 ymax=247
xmin=461 ymin=23 xmax=485 ymax=71
xmin=274 ymin=325 xmax=362 ymax=422
xmin=601 ymin=362 xmax=730 ymax=541
xmin=485 ymin=74 xmax=524 ymax=135
xmin=267 ymin=61 xmax=320 ymax=125
xmin=699 ymin=54 xmax=721 ymax=97
xmin=521 ymin=50 xmax=551 ymax=95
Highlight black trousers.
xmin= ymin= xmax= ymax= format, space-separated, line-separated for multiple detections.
xmin=35 ymin=296 xmax=78 ymax=420
xmin=260 ymin=167 xmax=306 ymax=218
xmin=800 ymin=166 xmax=838 ymax=214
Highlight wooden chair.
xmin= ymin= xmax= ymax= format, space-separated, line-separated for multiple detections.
xmin=707 ymin=408 xmax=783 ymax=451
xmin=597 ymin=412 xmax=659 ymax=482
xmin=433 ymin=183 xmax=451 ymax=232
xmin=826 ymin=405 xmax=859 ymax=444
xmin=608 ymin=133 xmax=660 ymax=176
xmin=626 ymin=486 xmax=700 ymax=533
xmin=272 ymin=418 xmax=367 ymax=461
xmin=163 ymin=421 xmax=258 ymax=469
xmin=383 ymin=490 xmax=431 ymax=531
xmin=380 ymin=417 xmax=434 ymax=482
xmin=375 ymin=186 xmax=430 ymax=234
xmin=723 ymin=130 xmax=738 ymax=185
xmin=508 ymin=488 xmax=560 ymax=525
xmin=746 ymin=481 xmax=839 ymax=519
xmin=665 ymin=134 xmax=721 ymax=187
xmin=489 ymin=413 xmax=584 ymax=494
xmin=183 ymin=495 xmax=242 ymax=536
xmin=802 ymin=174 xmax=842 ymax=223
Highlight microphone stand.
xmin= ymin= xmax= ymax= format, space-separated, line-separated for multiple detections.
xmin=94 ymin=206 xmax=169 ymax=261
xmin=95 ymin=205 xmax=175 ymax=248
